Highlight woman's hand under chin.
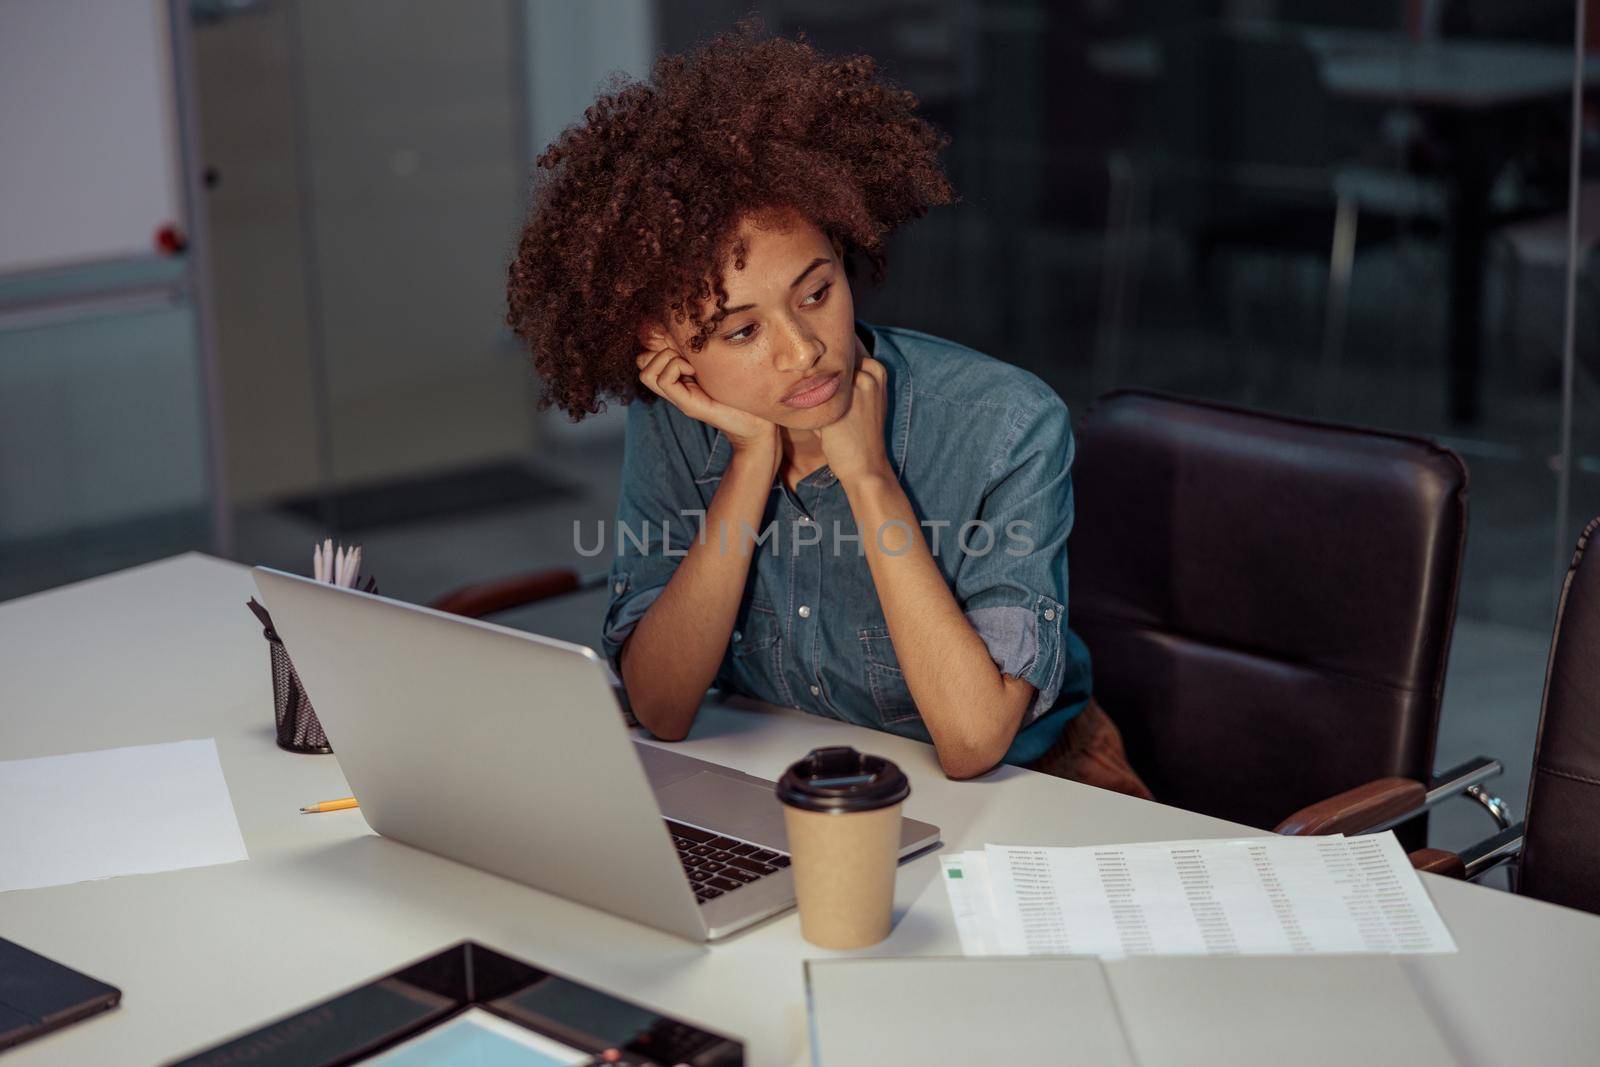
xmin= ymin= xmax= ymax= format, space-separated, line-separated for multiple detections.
xmin=636 ymin=345 xmax=781 ymax=480
xmin=816 ymin=356 xmax=893 ymax=487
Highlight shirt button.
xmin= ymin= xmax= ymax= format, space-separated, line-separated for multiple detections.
xmin=809 ymin=684 xmax=820 ymax=696
xmin=732 ymin=630 xmax=742 ymax=643
xmin=798 ymin=605 xmax=811 ymax=619
xmin=1044 ymin=608 xmax=1057 ymax=621
xmin=613 ymin=580 xmax=625 ymax=594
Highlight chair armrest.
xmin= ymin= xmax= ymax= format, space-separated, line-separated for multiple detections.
xmin=1363 ymin=755 xmax=1510 ymax=834
xmin=1408 ymin=848 xmax=1467 ymax=878
xmin=1404 ymin=823 xmax=1526 ymax=884
xmin=1275 ymin=777 xmax=1427 ymax=836
xmin=1425 ymin=755 xmax=1505 ymax=804
xmin=429 ymin=568 xmax=606 ymax=619
xmin=1459 ymin=822 xmax=1525 ymax=881
xmin=1275 ymin=755 xmax=1510 ymax=838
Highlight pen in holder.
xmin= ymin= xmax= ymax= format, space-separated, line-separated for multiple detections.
xmin=246 ymin=574 xmax=377 ymax=755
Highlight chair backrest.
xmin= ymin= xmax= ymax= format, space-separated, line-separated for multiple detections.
xmin=1069 ymin=390 xmax=1468 ymax=831
xmin=1520 ymin=517 xmax=1600 ymax=914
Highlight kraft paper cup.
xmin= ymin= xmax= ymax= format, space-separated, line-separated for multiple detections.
xmin=776 ymin=746 xmax=910 ymax=950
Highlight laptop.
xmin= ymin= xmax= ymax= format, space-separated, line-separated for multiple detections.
xmin=251 ymin=566 xmax=941 ymax=942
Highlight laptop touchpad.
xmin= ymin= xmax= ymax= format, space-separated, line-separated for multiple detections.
xmin=655 ymin=773 xmax=788 ymax=850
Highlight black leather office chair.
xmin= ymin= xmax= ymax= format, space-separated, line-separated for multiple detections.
xmin=1519 ymin=516 xmax=1600 ymax=909
xmin=1408 ymin=516 xmax=1600 ymax=911
xmin=1070 ymin=390 xmax=1502 ymax=847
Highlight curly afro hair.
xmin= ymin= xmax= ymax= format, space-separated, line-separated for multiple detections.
xmin=506 ymin=14 xmax=958 ymax=420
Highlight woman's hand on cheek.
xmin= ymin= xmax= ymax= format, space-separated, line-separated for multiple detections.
xmin=817 ymin=356 xmax=893 ymax=487
xmin=636 ymin=346 xmax=780 ymax=475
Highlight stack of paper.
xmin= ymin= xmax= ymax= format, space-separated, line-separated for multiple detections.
xmin=941 ymin=832 xmax=1456 ymax=958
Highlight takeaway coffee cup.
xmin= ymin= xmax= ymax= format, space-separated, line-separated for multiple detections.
xmin=775 ymin=746 xmax=910 ymax=949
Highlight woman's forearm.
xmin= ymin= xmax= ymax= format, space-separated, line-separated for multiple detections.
xmin=619 ymin=449 xmax=774 ymax=740
xmin=840 ymin=469 xmax=1030 ymax=778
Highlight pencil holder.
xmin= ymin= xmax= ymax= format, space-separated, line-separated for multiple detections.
xmin=266 ymin=634 xmax=332 ymax=754
xmin=247 ymin=584 xmax=374 ymax=755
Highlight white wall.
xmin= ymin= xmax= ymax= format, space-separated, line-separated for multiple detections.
xmin=0 ymin=0 xmax=184 ymax=274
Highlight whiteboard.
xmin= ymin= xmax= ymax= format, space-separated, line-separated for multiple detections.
xmin=0 ymin=0 xmax=185 ymax=277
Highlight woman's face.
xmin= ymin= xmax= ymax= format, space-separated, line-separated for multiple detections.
xmin=641 ymin=208 xmax=863 ymax=430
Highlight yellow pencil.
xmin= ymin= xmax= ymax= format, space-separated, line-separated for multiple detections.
xmin=299 ymin=796 xmax=359 ymax=814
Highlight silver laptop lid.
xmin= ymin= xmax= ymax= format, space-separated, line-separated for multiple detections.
xmin=251 ymin=566 xmax=707 ymax=942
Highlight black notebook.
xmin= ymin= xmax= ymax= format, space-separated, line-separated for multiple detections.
xmin=0 ymin=937 xmax=121 ymax=1052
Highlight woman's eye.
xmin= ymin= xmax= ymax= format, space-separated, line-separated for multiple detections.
xmin=722 ymin=283 xmax=831 ymax=344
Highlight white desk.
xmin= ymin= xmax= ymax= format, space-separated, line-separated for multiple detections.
xmin=3 ymin=553 xmax=1600 ymax=1065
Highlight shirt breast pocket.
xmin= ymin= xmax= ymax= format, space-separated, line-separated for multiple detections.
xmin=857 ymin=626 xmax=921 ymax=726
xmin=724 ymin=597 xmax=781 ymax=692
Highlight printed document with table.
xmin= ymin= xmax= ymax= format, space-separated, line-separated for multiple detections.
xmin=942 ymin=834 xmax=1457 ymax=958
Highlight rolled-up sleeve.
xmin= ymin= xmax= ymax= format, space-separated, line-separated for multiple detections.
xmin=953 ymin=392 xmax=1076 ymax=725
xmin=598 ymin=398 xmax=709 ymax=679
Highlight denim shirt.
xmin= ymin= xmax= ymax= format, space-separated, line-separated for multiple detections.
xmin=598 ymin=319 xmax=1092 ymax=766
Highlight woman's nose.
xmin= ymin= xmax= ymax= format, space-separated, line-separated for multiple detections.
xmin=774 ymin=331 xmax=824 ymax=373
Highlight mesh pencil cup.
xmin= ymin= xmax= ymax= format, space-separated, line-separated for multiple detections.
xmin=246 ymin=577 xmax=374 ymax=754
xmin=266 ymin=632 xmax=332 ymax=754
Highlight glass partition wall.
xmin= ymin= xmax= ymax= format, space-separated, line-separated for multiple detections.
xmin=1559 ymin=7 xmax=1600 ymax=586
xmin=732 ymin=0 xmax=1597 ymax=865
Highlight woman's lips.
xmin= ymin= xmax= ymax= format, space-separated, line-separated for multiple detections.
xmin=782 ymin=372 xmax=841 ymax=409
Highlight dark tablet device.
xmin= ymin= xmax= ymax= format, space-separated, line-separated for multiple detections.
xmin=166 ymin=941 xmax=743 ymax=1067
xmin=0 ymin=937 xmax=122 ymax=1052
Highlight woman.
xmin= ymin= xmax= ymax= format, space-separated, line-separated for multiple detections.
xmin=507 ymin=19 xmax=1150 ymax=795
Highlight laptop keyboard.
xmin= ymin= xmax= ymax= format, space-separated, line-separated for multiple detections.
xmin=665 ymin=819 xmax=790 ymax=904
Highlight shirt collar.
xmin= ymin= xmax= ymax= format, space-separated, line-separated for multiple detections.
xmin=694 ymin=319 xmax=912 ymax=486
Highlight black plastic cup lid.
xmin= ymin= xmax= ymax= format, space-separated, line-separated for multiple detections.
xmin=775 ymin=746 xmax=910 ymax=814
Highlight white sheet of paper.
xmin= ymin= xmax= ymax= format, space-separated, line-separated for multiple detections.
xmin=942 ymin=833 xmax=1455 ymax=959
xmin=0 ymin=738 xmax=249 ymax=892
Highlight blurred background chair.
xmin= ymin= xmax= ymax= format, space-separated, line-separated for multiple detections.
xmin=1070 ymin=389 xmax=1503 ymax=849
xmin=430 ymin=567 xmax=607 ymax=620
xmin=1398 ymin=515 xmax=1600 ymax=912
